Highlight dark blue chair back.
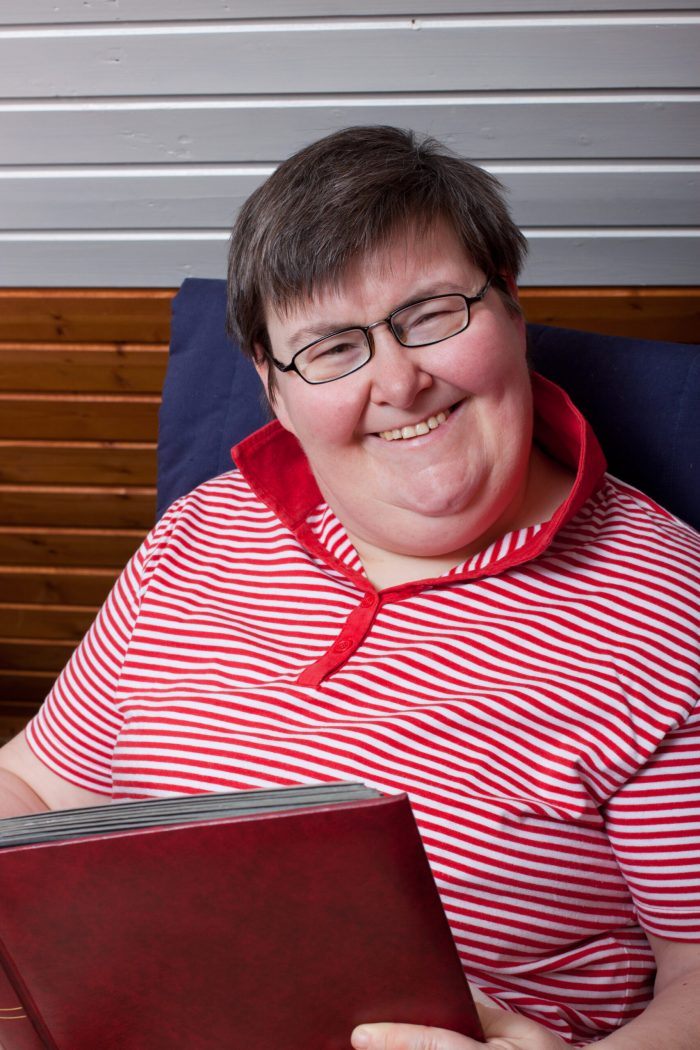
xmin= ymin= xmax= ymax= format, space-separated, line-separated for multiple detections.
xmin=158 ymin=278 xmax=700 ymax=531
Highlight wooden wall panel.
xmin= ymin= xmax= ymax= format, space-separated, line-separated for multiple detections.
xmin=0 ymin=291 xmax=172 ymax=343
xmin=0 ymin=693 xmax=50 ymax=739
xmin=520 ymin=288 xmax=700 ymax=343
xmin=0 ymin=290 xmax=166 ymax=738
xmin=1 ymin=396 xmax=159 ymax=441
xmin=0 ymin=487 xmax=156 ymax=529
xmin=0 ymin=641 xmax=78 ymax=673
xmin=0 ymin=606 xmax=95 ymax=640
xmin=3 ymin=288 xmax=698 ymax=344
xmin=1 ymin=444 xmax=157 ymax=485
xmin=0 ymin=531 xmax=144 ymax=569
xmin=0 ymin=569 xmax=117 ymax=606
xmin=0 ymin=344 xmax=168 ymax=392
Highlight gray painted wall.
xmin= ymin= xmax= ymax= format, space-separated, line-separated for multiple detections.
xmin=0 ymin=1 xmax=698 ymax=287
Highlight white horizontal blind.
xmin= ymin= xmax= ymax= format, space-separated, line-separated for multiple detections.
xmin=4 ymin=1 xmax=700 ymax=19
xmin=0 ymin=3 xmax=698 ymax=286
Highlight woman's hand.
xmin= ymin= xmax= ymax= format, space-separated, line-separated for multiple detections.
xmin=351 ymin=1003 xmax=571 ymax=1050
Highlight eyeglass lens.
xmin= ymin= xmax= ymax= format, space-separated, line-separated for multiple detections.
xmin=297 ymin=294 xmax=469 ymax=383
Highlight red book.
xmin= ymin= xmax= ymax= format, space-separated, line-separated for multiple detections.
xmin=0 ymin=783 xmax=482 ymax=1049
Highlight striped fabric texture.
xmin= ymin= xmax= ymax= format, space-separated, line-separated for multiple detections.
xmin=28 ymin=380 xmax=700 ymax=1046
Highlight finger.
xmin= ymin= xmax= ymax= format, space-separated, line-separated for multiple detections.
xmin=351 ymin=1021 xmax=486 ymax=1050
xmin=474 ymin=1002 xmax=513 ymax=1032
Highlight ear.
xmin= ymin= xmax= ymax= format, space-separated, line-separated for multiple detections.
xmin=500 ymin=273 xmax=527 ymax=338
xmin=503 ymin=273 xmax=520 ymax=304
xmin=252 ymin=346 xmax=296 ymax=436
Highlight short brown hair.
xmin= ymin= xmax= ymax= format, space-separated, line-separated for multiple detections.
xmin=227 ymin=125 xmax=527 ymax=388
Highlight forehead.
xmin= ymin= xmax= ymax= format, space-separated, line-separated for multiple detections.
xmin=266 ymin=221 xmax=480 ymax=345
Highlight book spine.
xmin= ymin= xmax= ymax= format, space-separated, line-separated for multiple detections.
xmin=0 ymin=942 xmax=53 ymax=1050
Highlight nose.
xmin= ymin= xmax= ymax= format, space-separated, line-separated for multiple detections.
xmin=366 ymin=322 xmax=433 ymax=408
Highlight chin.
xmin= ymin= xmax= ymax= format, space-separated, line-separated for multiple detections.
xmin=396 ymin=478 xmax=487 ymax=519
xmin=405 ymin=494 xmax=475 ymax=518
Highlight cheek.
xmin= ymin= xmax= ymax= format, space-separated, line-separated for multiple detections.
xmin=448 ymin=344 xmax=524 ymax=397
xmin=283 ymin=389 xmax=366 ymax=448
xmin=268 ymin=393 xmax=296 ymax=437
xmin=442 ymin=313 xmax=526 ymax=391
xmin=480 ymin=333 xmax=528 ymax=393
xmin=279 ymin=394 xmax=358 ymax=449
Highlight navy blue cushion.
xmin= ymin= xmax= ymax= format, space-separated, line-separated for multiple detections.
xmin=157 ymin=279 xmax=269 ymax=518
xmin=527 ymin=324 xmax=700 ymax=531
xmin=158 ymin=278 xmax=700 ymax=531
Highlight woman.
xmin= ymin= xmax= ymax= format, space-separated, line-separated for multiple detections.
xmin=1 ymin=126 xmax=699 ymax=1049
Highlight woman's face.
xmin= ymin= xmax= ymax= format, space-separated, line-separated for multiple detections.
xmin=257 ymin=222 xmax=534 ymax=560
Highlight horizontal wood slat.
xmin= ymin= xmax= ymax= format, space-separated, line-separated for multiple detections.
xmin=3 ymin=97 xmax=698 ymax=166
xmin=0 ymin=696 xmax=47 ymax=742
xmin=1 ymin=288 xmax=698 ymax=343
xmin=3 ymin=233 xmax=699 ymax=286
xmin=0 ymin=395 xmax=159 ymax=441
xmin=0 ymin=529 xmax=144 ymax=568
xmin=0 ymin=486 xmax=156 ymax=528
xmin=520 ymin=288 xmax=700 ymax=343
xmin=0 ymin=344 xmax=168 ymax=392
xmin=0 ymin=290 xmax=173 ymax=343
xmin=7 ymin=0 xmax=699 ymax=21
xmin=4 ymin=167 xmax=699 ymax=230
xmin=0 ymin=443 xmax=157 ymax=485
xmin=0 ymin=605 xmax=96 ymax=640
xmin=2 ymin=19 xmax=698 ymax=96
xmin=0 ymin=569 xmax=117 ymax=606
xmin=0 ymin=640 xmax=78 ymax=673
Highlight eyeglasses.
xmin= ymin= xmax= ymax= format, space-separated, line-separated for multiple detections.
xmin=269 ymin=278 xmax=492 ymax=385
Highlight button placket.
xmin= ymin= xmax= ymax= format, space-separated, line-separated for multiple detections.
xmin=333 ymin=637 xmax=354 ymax=653
xmin=296 ymin=590 xmax=381 ymax=686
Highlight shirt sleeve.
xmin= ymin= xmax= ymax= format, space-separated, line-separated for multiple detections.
xmin=25 ymin=503 xmax=182 ymax=795
xmin=603 ymin=701 xmax=700 ymax=941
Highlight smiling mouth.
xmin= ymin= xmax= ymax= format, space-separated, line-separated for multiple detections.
xmin=377 ymin=406 xmax=453 ymax=442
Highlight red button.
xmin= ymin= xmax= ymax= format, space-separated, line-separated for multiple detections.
xmin=360 ymin=594 xmax=375 ymax=608
xmin=334 ymin=638 xmax=354 ymax=653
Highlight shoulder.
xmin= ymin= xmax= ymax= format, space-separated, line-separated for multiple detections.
xmin=566 ymin=473 xmax=700 ymax=569
xmin=134 ymin=469 xmax=288 ymax=587
xmin=156 ymin=468 xmax=273 ymax=530
xmin=550 ymin=473 xmax=700 ymax=661
xmin=600 ymin=473 xmax=698 ymax=532
xmin=548 ymin=474 xmax=700 ymax=734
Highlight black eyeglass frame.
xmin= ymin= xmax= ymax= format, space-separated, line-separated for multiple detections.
xmin=269 ymin=277 xmax=493 ymax=385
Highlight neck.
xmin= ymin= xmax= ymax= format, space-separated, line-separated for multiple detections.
xmin=347 ymin=446 xmax=574 ymax=590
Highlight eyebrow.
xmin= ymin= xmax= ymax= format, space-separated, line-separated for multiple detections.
xmin=288 ymin=319 xmax=357 ymax=349
xmin=286 ymin=282 xmax=469 ymax=349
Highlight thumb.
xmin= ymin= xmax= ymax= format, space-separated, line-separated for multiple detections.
xmin=351 ymin=1022 xmax=484 ymax=1050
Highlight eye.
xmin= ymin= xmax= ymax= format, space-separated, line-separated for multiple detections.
xmin=319 ymin=341 xmax=356 ymax=357
xmin=395 ymin=296 xmax=468 ymax=344
xmin=405 ymin=306 xmax=461 ymax=335
xmin=304 ymin=333 xmax=365 ymax=363
xmin=412 ymin=308 xmax=452 ymax=326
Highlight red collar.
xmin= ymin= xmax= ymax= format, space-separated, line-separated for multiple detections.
xmin=232 ymin=373 xmax=607 ymax=596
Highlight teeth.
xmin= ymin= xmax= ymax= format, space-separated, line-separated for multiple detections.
xmin=379 ymin=408 xmax=449 ymax=442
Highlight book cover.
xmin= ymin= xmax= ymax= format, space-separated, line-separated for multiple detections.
xmin=0 ymin=783 xmax=482 ymax=1049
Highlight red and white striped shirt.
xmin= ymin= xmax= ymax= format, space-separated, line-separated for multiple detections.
xmin=28 ymin=375 xmax=700 ymax=1046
